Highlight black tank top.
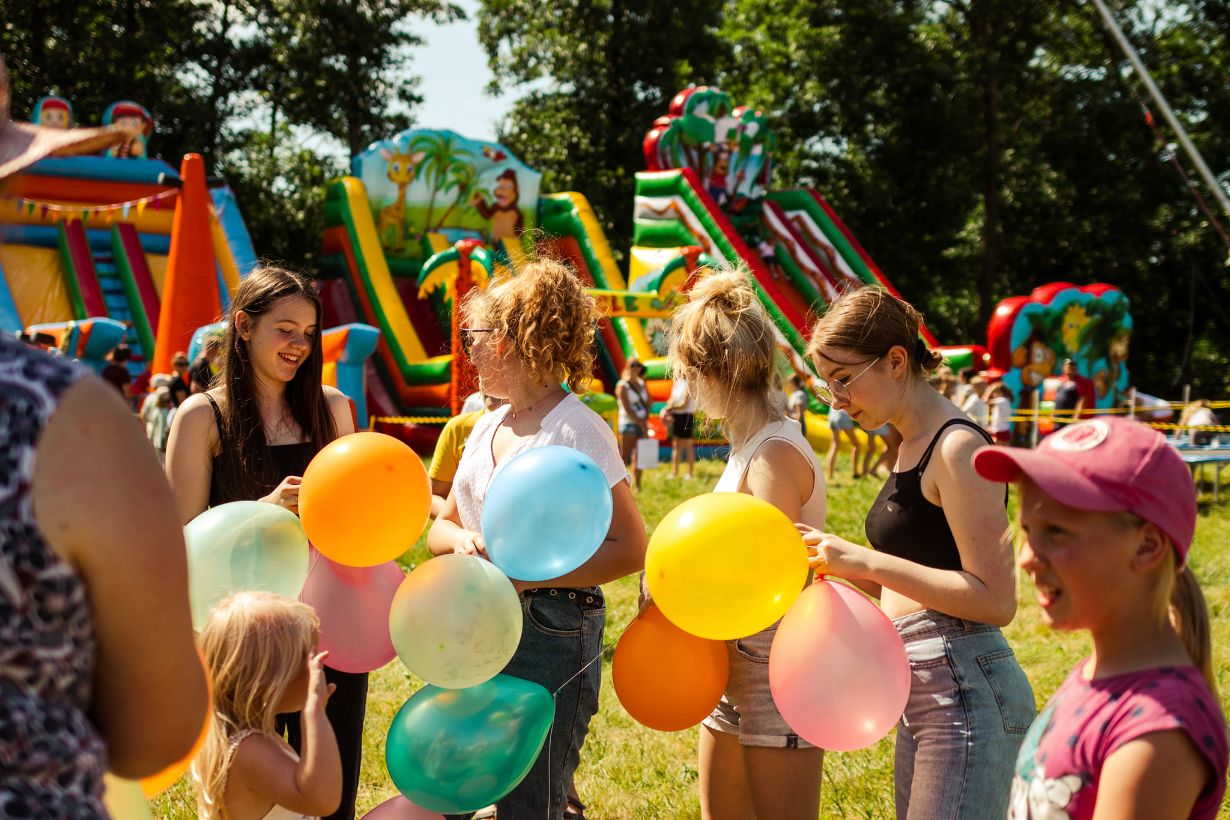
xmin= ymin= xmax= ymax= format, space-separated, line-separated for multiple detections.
xmin=864 ymin=418 xmax=995 ymax=572
xmin=204 ymin=394 xmax=314 ymax=506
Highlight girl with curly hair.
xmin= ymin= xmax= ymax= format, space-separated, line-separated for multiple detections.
xmin=428 ymin=258 xmax=647 ymax=819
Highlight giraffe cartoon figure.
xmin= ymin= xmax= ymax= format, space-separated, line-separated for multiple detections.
xmin=378 ymin=147 xmax=426 ymax=252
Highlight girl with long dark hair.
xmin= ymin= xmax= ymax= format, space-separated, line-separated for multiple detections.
xmin=166 ymin=266 xmax=362 ymax=820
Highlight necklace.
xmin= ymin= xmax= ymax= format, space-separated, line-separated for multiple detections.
xmin=509 ymin=387 xmax=563 ymax=420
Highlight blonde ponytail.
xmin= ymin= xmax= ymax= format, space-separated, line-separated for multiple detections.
xmin=1170 ymin=566 xmax=1217 ymax=699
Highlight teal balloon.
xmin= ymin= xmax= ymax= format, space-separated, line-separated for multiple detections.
xmin=481 ymin=445 xmax=613 ymax=582
xmin=185 ymin=501 xmax=310 ymax=630
xmin=385 ymin=675 xmax=555 ymax=814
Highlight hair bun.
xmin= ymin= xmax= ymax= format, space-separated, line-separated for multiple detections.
xmin=690 ymin=269 xmax=754 ymax=314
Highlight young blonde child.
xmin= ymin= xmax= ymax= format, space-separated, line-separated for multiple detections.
xmin=194 ymin=592 xmax=342 ymax=820
xmin=973 ymin=418 xmax=1228 ymax=819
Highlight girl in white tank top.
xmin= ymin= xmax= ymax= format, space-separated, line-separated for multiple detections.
xmin=668 ymin=267 xmax=827 ymax=820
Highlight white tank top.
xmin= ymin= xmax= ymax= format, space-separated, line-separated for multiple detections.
xmin=714 ymin=417 xmax=826 ymax=530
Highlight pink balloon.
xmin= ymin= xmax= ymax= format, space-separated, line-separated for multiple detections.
xmin=769 ymin=580 xmax=910 ymax=751
xmin=362 ymin=795 xmax=445 ymax=820
xmin=301 ymin=550 xmax=404 ymax=673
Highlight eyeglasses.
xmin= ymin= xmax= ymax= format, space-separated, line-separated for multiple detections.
xmin=814 ymin=356 xmax=880 ymax=406
xmin=460 ymin=327 xmax=494 ymax=355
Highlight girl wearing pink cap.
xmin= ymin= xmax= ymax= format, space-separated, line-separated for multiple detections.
xmin=974 ymin=417 xmax=1227 ymax=819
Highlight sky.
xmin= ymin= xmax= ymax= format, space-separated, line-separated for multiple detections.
xmin=410 ymin=0 xmax=518 ymax=141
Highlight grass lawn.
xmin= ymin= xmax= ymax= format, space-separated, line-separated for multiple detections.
xmin=154 ymin=454 xmax=1230 ymax=818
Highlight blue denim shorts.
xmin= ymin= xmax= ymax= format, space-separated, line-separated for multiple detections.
xmin=467 ymin=587 xmax=605 ymax=820
xmin=828 ymin=408 xmax=855 ymax=432
xmin=619 ymin=422 xmax=644 ymax=437
xmin=702 ymin=624 xmax=816 ymax=749
xmin=892 ymin=610 xmax=1036 ymax=820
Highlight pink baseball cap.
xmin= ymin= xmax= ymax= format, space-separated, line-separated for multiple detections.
xmin=972 ymin=417 xmax=1196 ymax=565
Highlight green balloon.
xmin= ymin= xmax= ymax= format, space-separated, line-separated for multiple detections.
xmin=386 ymin=675 xmax=555 ymax=814
xmin=185 ymin=501 xmax=309 ymax=630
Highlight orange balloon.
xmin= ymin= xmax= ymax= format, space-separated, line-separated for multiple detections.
xmin=140 ymin=649 xmax=213 ymax=798
xmin=612 ymin=604 xmax=729 ymax=732
xmin=299 ymin=432 xmax=431 ymax=567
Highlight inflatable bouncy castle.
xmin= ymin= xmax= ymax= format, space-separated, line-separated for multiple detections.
xmin=320 ymin=87 xmax=933 ymax=450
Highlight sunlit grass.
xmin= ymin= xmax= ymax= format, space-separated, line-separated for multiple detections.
xmin=154 ymin=454 xmax=1230 ymax=818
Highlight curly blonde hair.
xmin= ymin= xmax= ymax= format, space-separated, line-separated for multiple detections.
xmin=193 ymin=592 xmax=319 ymax=819
xmin=668 ymin=266 xmax=781 ymax=443
xmin=462 ymin=258 xmax=597 ymax=393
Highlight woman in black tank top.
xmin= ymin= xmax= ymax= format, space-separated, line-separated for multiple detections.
xmin=795 ymin=288 xmax=1035 ymax=820
xmin=165 ymin=267 xmax=365 ymax=820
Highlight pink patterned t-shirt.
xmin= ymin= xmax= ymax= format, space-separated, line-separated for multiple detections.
xmin=1009 ymin=661 xmax=1227 ymax=820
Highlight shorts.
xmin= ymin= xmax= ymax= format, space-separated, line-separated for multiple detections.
xmin=619 ymin=422 xmax=645 ymax=437
xmin=671 ymin=412 xmax=695 ymax=439
xmin=865 ymin=423 xmax=890 ymax=438
xmin=828 ymin=408 xmax=854 ymax=432
xmin=702 ymin=625 xmax=816 ymax=749
xmin=993 ymin=429 xmax=1010 ymax=444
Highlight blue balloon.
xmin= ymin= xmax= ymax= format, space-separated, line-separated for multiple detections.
xmin=481 ymin=445 xmax=614 ymax=582
xmin=385 ymin=675 xmax=555 ymax=814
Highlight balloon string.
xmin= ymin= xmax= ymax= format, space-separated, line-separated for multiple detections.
xmin=543 ymin=617 xmax=632 ymax=819
xmin=550 ymin=622 xmax=628 ymax=698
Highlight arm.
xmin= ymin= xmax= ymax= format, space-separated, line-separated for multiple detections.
xmin=1090 ymin=731 xmax=1210 ymax=820
xmin=808 ymin=428 xmax=1017 ymax=625
xmin=229 ymin=652 xmax=341 ymax=815
xmin=426 ymin=488 xmax=485 ymax=557
xmin=324 ymin=386 xmax=357 ymax=437
xmin=164 ymin=392 xmax=219 ymax=524
xmin=615 ymin=382 xmax=638 ymax=417
xmin=33 ymin=377 xmax=209 ymax=778
xmin=430 ymin=479 xmax=452 ymax=519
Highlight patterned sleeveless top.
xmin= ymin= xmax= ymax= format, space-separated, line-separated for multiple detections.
xmin=0 ymin=336 xmax=106 ymax=817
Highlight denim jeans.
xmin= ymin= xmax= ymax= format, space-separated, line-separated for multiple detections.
xmin=450 ymin=586 xmax=605 ymax=820
xmin=893 ymin=610 xmax=1036 ymax=820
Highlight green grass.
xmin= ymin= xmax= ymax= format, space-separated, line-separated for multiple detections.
xmin=153 ymin=455 xmax=1230 ymax=818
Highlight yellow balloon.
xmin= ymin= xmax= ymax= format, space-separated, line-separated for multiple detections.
xmin=645 ymin=493 xmax=809 ymax=640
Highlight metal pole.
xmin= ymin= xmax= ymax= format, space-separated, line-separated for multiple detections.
xmin=1031 ymin=389 xmax=1041 ymax=448
xmin=1089 ymin=0 xmax=1230 ymax=224
xmin=1128 ymin=386 xmax=1137 ymax=419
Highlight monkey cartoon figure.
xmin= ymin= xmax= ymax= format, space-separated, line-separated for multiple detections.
xmin=472 ymin=169 xmax=524 ymax=244
xmin=102 ymin=101 xmax=153 ymax=158
xmin=33 ymin=96 xmax=72 ymax=129
xmin=1107 ymin=328 xmax=1130 ymax=394
xmin=1011 ymin=330 xmax=1056 ymax=389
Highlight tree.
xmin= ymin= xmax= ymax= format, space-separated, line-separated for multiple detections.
xmin=477 ymin=0 xmax=730 ymax=254
xmin=257 ymin=0 xmax=463 ymax=158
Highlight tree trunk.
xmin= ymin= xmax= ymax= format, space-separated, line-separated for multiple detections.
xmin=975 ymin=1 xmax=1001 ymax=331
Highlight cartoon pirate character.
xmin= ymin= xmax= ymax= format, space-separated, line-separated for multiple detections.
xmin=33 ymin=96 xmax=73 ymax=129
xmin=472 ymin=169 xmax=524 ymax=243
xmin=102 ymin=101 xmax=153 ymax=158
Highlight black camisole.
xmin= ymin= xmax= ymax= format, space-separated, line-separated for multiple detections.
xmin=204 ymin=394 xmax=314 ymax=507
xmin=864 ymin=418 xmax=995 ymax=572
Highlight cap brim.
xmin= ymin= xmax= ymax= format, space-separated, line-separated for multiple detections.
xmin=972 ymin=445 xmax=1125 ymax=512
xmin=0 ymin=121 xmax=137 ymax=181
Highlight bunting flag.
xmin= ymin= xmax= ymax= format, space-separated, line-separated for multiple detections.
xmin=3 ymin=188 xmax=178 ymax=222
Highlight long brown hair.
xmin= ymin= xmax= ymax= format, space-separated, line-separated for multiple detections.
xmin=214 ymin=266 xmax=336 ymax=502
xmin=808 ymin=286 xmax=944 ymax=374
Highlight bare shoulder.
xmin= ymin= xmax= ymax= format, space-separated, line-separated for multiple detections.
xmin=323 ymin=384 xmax=347 ymax=403
xmin=750 ymin=438 xmax=812 ymax=482
xmin=230 ymin=731 xmax=296 ymax=781
xmin=935 ymin=421 xmax=991 ymax=477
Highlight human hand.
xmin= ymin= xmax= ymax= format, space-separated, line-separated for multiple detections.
xmin=305 ymin=651 xmax=336 ymax=712
xmin=262 ymin=476 xmax=302 ymax=514
xmin=636 ymin=571 xmax=653 ymax=615
xmin=452 ymin=529 xmax=487 ymax=557
xmin=796 ymin=524 xmax=865 ymax=578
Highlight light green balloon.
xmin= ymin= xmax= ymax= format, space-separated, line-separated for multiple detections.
xmin=185 ymin=501 xmax=309 ymax=630
xmin=389 ymin=554 xmax=522 ymax=689
xmin=102 ymin=775 xmax=152 ymax=820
